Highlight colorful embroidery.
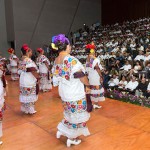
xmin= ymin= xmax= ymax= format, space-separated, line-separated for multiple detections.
xmin=87 ymin=85 xmax=103 ymax=90
xmin=0 ymin=103 xmax=6 ymax=121
xmin=91 ymin=93 xmax=104 ymax=98
xmin=37 ymin=55 xmax=50 ymax=65
xmin=9 ymin=54 xmax=19 ymax=61
xmin=62 ymin=119 xmax=87 ymax=129
xmin=86 ymin=58 xmax=95 ymax=68
xmin=62 ymin=98 xmax=87 ymax=114
xmin=53 ymin=56 xmax=78 ymax=80
xmin=20 ymin=86 xmax=36 ymax=96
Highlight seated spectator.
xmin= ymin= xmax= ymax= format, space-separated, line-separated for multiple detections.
xmin=139 ymin=62 xmax=150 ymax=79
xmin=136 ymin=78 xmax=149 ymax=98
xmin=110 ymin=66 xmax=119 ymax=77
xmin=119 ymin=60 xmax=132 ymax=77
xmin=118 ymin=76 xmax=128 ymax=90
xmin=103 ymin=69 xmax=110 ymax=89
xmin=144 ymin=52 xmax=150 ymax=65
xmin=134 ymin=51 xmax=145 ymax=61
xmin=108 ymin=74 xmax=119 ymax=89
xmin=147 ymin=82 xmax=150 ymax=98
xmin=129 ymin=61 xmax=142 ymax=76
xmin=125 ymin=76 xmax=139 ymax=94
xmin=114 ymin=59 xmax=122 ymax=71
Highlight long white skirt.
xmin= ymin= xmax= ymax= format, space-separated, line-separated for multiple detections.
xmin=57 ymin=98 xmax=90 ymax=139
xmin=90 ymin=85 xmax=105 ymax=102
xmin=19 ymin=85 xmax=38 ymax=114
xmin=11 ymin=66 xmax=19 ymax=80
xmin=39 ymin=73 xmax=52 ymax=91
xmin=88 ymin=70 xmax=105 ymax=102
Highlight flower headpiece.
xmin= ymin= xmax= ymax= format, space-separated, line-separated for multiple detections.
xmin=51 ymin=34 xmax=70 ymax=50
xmin=86 ymin=43 xmax=96 ymax=54
xmin=37 ymin=48 xmax=43 ymax=53
xmin=8 ymin=48 xmax=14 ymax=54
xmin=21 ymin=44 xmax=30 ymax=52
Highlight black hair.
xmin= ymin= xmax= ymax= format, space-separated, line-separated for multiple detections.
xmin=86 ymin=48 xmax=91 ymax=55
xmin=21 ymin=47 xmax=31 ymax=55
xmin=21 ymin=47 xmax=27 ymax=55
xmin=55 ymin=40 xmax=69 ymax=53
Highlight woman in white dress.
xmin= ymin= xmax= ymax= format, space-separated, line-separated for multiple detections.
xmin=8 ymin=48 xmax=19 ymax=81
xmin=86 ymin=43 xmax=105 ymax=109
xmin=51 ymin=34 xmax=91 ymax=147
xmin=18 ymin=44 xmax=39 ymax=114
xmin=36 ymin=48 xmax=52 ymax=92
xmin=0 ymin=63 xmax=6 ymax=145
xmin=118 ymin=76 xmax=128 ymax=90
xmin=129 ymin=61 xmax=142 ymax=76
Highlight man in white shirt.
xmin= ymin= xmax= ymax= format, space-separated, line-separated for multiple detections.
xmin=108 ymin=74 xmax=119 ymax=89
xmin=134 ymin=51 xmax=145 ymax=61
xmin=130 ymin=41 xmax=136 ymax=51
xmin=119 ymin=60 xmax=132 ymax=77
xmin=125 ymin=76 xmax=139 ymax=94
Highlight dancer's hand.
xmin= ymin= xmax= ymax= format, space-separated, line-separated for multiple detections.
xmin=85 ymin=86 xmax=91 ymax=94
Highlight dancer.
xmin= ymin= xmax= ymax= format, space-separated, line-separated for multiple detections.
xmin=0 ymin=62 xmax=6 ymax=145
xmin=86 ymin=43 xmax=105 ymax=109
xmin=8 ymin=48 xmax=19 ymax=81
xmin=36 ymin=48 xmax=52 ymax=92
xmin=51 ymin=34 xmax=91 ymax=147
xmin=0 ymin=57 xmax=7 ymax=96
xmin=18 ymin=44 xmax=39 ymax=114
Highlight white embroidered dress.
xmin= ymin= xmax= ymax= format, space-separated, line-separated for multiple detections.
xmin=52 ymin=55 xmax=90 ymax=139
xmin=18 ymin=57 xmax=38 ymax=113
xmin=0 ymin=69 xmax=5 ymax=138
xmin=9 ymin=54 xmax=19 ymax=80
xmin=87 ymin=58 xmax=105 ymax=102
xmin=36 ymin=55 xmax=52 ymax=91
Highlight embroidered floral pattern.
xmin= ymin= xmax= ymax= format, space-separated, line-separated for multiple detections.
xmin=88 ymin=85 xmax=103 ymax=90
xmin=9 ymin=54 xmax=19 ymax=62
xmin=62 ymin=119 xmax=87 ymax=129
xmin=53 ymin=56 xmax=78 ymax=80
xmin=0 ymin=103 xmax=6 ymax=121
xmin=36 ymin=55 xmax=50 ymax=66
xmin=20 ymin=86 xmax=36 ymax=96
xmin=86 ymin=58 xmax=95 ymax=68
xmin=91 ymin=93 xmax=104 ymax=98
xmin=62 ymin=98 xmax=87 ymax=114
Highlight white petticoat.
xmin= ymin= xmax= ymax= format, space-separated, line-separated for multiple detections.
xmin=19 ymin=95 xmax=38 ymax=103
xmin=91 ymin=88 xmax=105 ymax=102
xmin=40 ymin=79 xmax=52 ymax=91
xmin=57 ymin=122 xmax=90 ymax=139
xmin=64 ymin=111 xmax=90 ymax=124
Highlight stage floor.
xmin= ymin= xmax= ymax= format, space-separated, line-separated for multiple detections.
xmin=1 ymin=77 xmax=150 ymax=150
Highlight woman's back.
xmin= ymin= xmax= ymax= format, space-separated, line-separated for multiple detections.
xmin=53 ymin=55 xmax=85 ymax=101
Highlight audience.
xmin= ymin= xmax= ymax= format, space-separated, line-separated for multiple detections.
xmin=125 ymin=76 xmax=139 ymax=94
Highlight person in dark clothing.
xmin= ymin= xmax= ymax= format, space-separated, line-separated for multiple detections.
xmin=136 ymin=78 xmax=149 ymax=98
xmin=103 ymin=69 xmax=110 ymax=89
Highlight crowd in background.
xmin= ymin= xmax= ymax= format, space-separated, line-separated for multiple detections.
xmin=1 ymin=17 xmax=150 ymax=99
xmin=70 ymin=17 xmax=150 ymax=98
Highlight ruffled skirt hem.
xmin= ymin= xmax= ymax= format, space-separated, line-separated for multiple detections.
xmin=57 ymin=122 xmax=90 ymax=139
xmin=64 ymin=112 xmax=90 ymax=124
xmin=19 ymin=95 xmax=38 ymax=103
